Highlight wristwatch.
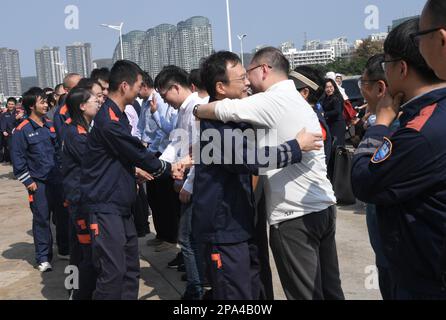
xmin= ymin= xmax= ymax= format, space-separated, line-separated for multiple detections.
xmin=193 ymin=104 xmax=201 ymax=118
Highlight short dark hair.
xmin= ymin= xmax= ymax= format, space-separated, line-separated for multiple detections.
xmin=364 ymin=54 xmax=387 ymax=83
xmin=77 ymin=78 xmax=101 ymax=92
xmin=109 ymin=60 xmax=144 ymax=92
xmin=425 ymin=0 xmax=446 ymax=27
xmin=200 ymin=51 xmax=241 ymax=99
xmin=142 ymin=72 xmax=154 ymax=88
xmin=154 ymin=65 xmax=189 ymax=92
xmin=292 ymin=66 xmax=325 ymax=105
xmin=55 ymin=83 xmax=64 ymax=92
xmin=91 ymin=68 xmax=110 ymax=83
xmin=43 ymin=87 xmax=54 ymax=94
xmin=251 ymin=47 xmax=290 ymax=75
xmin=384 ymin=18 xmax=441 ymax=84
xmin=47 ymin=92 xmax=57 ymax=108
xmin=188 ymin=69 xmax=205 ymax=91
xmin=66 ymin=87 xmax=92 ymax=131
xmin=22 ymin=87 xmax=46 ymax=115
xmin=6 ymin=97 xmax=17 ymax=105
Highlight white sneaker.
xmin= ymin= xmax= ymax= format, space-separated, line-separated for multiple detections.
xmin=57 ymin=254 xmax=70 ymax=261
xmin=37 ymin=262 xmax=52 ymax=272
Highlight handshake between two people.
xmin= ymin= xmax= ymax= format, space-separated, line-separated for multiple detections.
xmin=134 ymin=128 xmax=323 ymax=185
xmin=135 ymin=155 xmax=194 ymax=184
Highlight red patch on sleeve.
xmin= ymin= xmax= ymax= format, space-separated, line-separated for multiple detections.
xmin=16 ymin=120 xmax=29 ymax=131
xmin=406 ymin=104 xmax=437 ymax=132
xmin=109 ymin=108 xmax=120 ymax=122
xmin=60 ymin=105 xmax=68 ymax=116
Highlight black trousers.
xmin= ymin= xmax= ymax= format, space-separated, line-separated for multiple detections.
xmin=146 ymin=177 xmax=180 ymax=244
xmin=68 ymin=207 xmax=97 ymax=300
xmin=206 ymin=241 xmax=261 ymax=300
xmin=132 ymin=186 xmax=150 ymax=238
xmin=90 ymin=212 xmax=140 ymax=300
xmin=29 ymin=180 xmax=69 ymax=264
xmin=270 ymin=206 xmax=344 ymax=300
xmin=0 ymin=136 xmax=10 ymax=162
xmin=254 ymin=192 xmax=274 ymax=300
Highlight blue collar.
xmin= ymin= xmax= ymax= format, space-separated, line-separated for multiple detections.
xmin=27 ymin=117 xmax=52 ymax=130
xmin=105 ymin=98 xmax=125 ymax=119
xmin=399 ymin=87 xmax=446 ymax=127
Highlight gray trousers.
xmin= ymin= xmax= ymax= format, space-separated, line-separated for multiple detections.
xmin=270 ymin=206 xmax=344 ymax=300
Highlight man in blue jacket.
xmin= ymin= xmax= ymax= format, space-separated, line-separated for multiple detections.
xmin=0 ymin=97 xmax=24 ymax=163
xmin=194 ymin=51 xmax=323 ymax=300
xmin=80 ymin=60 xmax=184 ymax=300
xmin=351 ymin=18 xmax=446 ymax=299
xmin=11 ymin=88 xmax=68 ymax=272
xmin=419 ymin=0 xmax=446 ymax=290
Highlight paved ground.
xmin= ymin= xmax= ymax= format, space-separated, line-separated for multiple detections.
xmin=0 ymin=163 xmax=381 ymax=300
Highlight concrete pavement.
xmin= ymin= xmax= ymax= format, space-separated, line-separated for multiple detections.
xmin=0 ymin=163 xmax=381 ymax=300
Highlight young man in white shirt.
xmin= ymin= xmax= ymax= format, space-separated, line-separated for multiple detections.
xmin=194 ymin=47 xmax=344 ymax=300
xmin=137 ymin=73 xmax=179 ymax=250
xmin=154 ymin=65 xmax=206 ymax=300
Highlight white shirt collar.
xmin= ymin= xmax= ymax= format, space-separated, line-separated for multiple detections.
xmin=265 ymin=80 xmax=295 ymax=93
xmin=180 ymin=92 xmax=198 ymax=110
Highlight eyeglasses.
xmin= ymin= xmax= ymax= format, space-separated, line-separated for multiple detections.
xmin=357 ymin=78 xmax=380 ymax=89
xmin=380 ymin=58 xmax=402 ymax=71
xmin=246 ymin=64 xmax=272 ymax=74
xmin=410 ymin=27 xmax=445 ymax=47
xmin=87 ymin=99 xmax=100 ymax=105
xmin=158 ymin=85 xmax=175 ymax=101
xmin=228 ymin=73 xmax=249 ymax=82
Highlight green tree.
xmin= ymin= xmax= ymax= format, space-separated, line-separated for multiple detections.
xmin=309 ymin=38 xmax=385 ymax=76
xmin=354 ymin=38 xmax=385 ymax=60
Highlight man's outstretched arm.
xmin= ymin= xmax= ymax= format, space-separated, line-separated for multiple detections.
xmin=194 ymin=102 xmax=219 ymax=120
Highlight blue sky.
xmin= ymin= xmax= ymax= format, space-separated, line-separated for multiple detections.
xmin=1 ymin=0 xmax=426 ymax=76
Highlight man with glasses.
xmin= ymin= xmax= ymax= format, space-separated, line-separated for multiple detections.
xmin=417 ymin=0 xmax=446 ymax=80
xmin=351 ymin=18 xmax=446 ymax=299
xmin=194 ymin=47 xmax=343 ymax=300
xmin=153 ymin=65 xmax=207 ymax=300
xmin=419 ymin=0 xmax=446 ymax=290
xmin=194 ymin=51 xmax=322 ymax=300
xmin=137 ymin=73 xmax=179 ymax=250
xmin=355 ymin=54 xmax=398 ymax=300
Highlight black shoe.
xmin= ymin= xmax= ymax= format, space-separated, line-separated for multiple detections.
xmin=177 ymin=264 xmax=186 ymax=272
xmin=181 ymin=273 xmax=187 ymax=282
xmin=167 ymin=252 xmax=183 ymax=269
xmin=181 ymin=292 xmax=202 ymax=300
xmin=202 ymin=289 xmax=213 ymax=300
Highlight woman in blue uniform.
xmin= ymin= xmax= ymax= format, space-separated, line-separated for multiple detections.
xmin=62 ymin=87 xmax=100 ymax=300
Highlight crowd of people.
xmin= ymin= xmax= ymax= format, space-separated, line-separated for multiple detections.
xmin=2 ymin=0 xmax=446 ymax=301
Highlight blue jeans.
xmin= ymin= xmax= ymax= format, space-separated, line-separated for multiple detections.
xmin=366 ymin=204 xmax=395 ymax=300
xmin=178 ymin=203 xmax=203 ymax=299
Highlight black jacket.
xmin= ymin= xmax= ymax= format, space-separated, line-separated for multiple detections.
xmin=80 ymin=98 xmax=171 ymax=216
xmin=193 ymin=119 xmax=301 ymax=244
xmin=352 ymin=87 xmax=446 ymax=295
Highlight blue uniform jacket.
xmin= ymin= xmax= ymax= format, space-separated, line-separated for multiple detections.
xmin=193 ymin=119 xmax=302 ymax=244
xmin=351 ymin=87 xmax=446 ymax=295
xmin=62 ymin=123 xmax=88 ymax=211
xmin=0 ymin=110 xmax=19 ymax=134
xmin=53 ymin=103 xmax=70 ymax=146
xmin=80 ymin=98 xmax=171 ymax=216
xmin=10 ymin=118 xmax=59 ymax=187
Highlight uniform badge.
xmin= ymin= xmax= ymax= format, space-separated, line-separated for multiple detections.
xmin=371 ymin=137 xmax=392 ymax=164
